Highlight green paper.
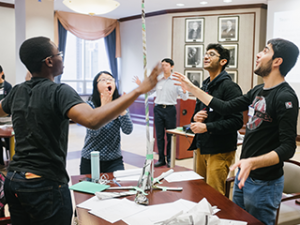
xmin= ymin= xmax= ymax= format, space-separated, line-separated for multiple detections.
xmin=146 ymin=154 xmax=153 ymax=160
xmin=69 ymin=181 xmax=110 ymax=194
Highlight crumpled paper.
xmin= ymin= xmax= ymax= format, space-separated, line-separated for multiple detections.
xmin=156 ymin=198 xmax=221 ymax=225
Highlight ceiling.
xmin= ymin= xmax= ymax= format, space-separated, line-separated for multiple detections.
xmin=0 ymin=0 xmax=268 ymax=19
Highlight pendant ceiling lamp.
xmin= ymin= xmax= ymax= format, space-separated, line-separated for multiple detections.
xmin=63 ymin=0 xmax=120 ymax=16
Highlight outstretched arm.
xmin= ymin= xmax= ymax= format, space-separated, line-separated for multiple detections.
xmin=173 ymin=72 xmax=213 ymax=105
xmin=67 ymin=63 xmax=162 ymax=130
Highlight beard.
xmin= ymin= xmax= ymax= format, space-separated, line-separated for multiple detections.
xmin=254 ymin=58 xmax=272 ymax=77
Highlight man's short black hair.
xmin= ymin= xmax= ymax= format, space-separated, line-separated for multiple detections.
xmin=161 ymin=58 xmax=174 ymax=67
xmin=19 ymin=36 xmax=54 ymax=74
xmin=206 ymin=44 xmax=230 ymax=71
xmin=267 ymin=38 xmax=299 ymax=77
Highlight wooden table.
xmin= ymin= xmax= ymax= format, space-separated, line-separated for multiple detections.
xmin=166 ymin=128 xmax=243 ymax=172
xmin=0 ymin=126 xmax=15 ymax=160
xmin=71 ymin=166 xmax=263 ymax=225
xmin=166 ymin=129 xmax=194 ymax=169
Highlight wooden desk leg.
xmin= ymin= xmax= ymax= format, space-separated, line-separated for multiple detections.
xmin=193 ymin=150 xmax=197 ymax=172
xmin=170 ymin=134 xmax=176 ymax=168
xmin=9 ymin=136 xmax=15 ymax=161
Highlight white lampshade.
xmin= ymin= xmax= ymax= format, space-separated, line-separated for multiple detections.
xmin=63 ymin=0 xmax=120 ymax=16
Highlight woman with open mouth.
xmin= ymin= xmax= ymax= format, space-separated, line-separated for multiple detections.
xmin=79 ymin=71 xmax=133 ymax=174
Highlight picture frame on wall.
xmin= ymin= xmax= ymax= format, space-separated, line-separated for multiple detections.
xmin=223 ymin=44 xmax=238 ymax=68
xmin=185 ymin=45 xmax=203 ymax=68
xmin=185 ymin=70 xmax=203 ymax=88
xmin=218 ymin=16 xmax=239 ymax=42
xmin=185 ymin=18 xmax=204 ymax=42
xmin=227 ymin=71 xmax=238 ymax=83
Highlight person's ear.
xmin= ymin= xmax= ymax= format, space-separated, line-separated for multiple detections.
xmin=44 ymin=57 xmax=54 ymax=68
xmin=273 ymin=57 xmax=283 ymax=67
xmin=220 ymin=59 xmax=227 ymax=67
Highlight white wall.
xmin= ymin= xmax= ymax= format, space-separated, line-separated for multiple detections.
xmin=0 ymin=6 xmax=16 ymax=85
xmin=120 ymin=14 xmax=172 ymax=94
xmin=0 ymin=1 xmax=54 ymax=86
xmin=15 ymin=0 xmax=54 ymax=84
xmin=120 ymin=7 xmax=267 ymax=95
xmin=267 ymin=0 xmax=300 ymax=134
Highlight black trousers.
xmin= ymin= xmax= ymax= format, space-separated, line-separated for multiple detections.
xmin=154 ymin=105 xmax=176 ymax=163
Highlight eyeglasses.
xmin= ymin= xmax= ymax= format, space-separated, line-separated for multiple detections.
xmin=42 ymin=51 xmax=63 ymax=62
xmin=97 ymin=78 xmax=115 ymax=83
xmin=204 ymin=51 xmax=220 ymax=58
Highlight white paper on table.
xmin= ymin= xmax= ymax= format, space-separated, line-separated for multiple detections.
xmin=187 ymin=198 xmax=214 ymax=215
xmin=89 ymin=198 xmax=147 ymax=224
xmin=220 ymin=219 xmax=247 ymax=225
xmin=164 ymin=171 xmax=204 ymax=182
xmin=115 ymin=175 xmax=140 ymax=181
xmin=155 ymin=198 xmax=222 ymax=225
xmin=113 ymin=168 xmax=142 ymax=178
xmin=77 ymin=196 xmax=121 ymax=210
xmin=123 ymin=199 xmax=197 ymax=225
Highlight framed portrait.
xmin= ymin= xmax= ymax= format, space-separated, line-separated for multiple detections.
xmin=185 ymin=45 xmax=203 ymax=68
xmin=223 ymin=44 xmax=238 ymax=68
xmin=185 ymin=18 xmax=204 ymax=43
xmin=227 ymin=71 xmax=238 ymax=83
xmin=218 ymin=16 xmax=239 ymax=42
xmin=185 ymin=70 xmax=203 ymax=92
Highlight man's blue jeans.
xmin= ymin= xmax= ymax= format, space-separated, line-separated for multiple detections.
xmin=4 ymin=171 xmax=72 ymax=225
xmin=232 ymin=169 xmax=283 ymax=225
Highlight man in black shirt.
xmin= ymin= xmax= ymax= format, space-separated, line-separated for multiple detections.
xmin=0 ymin=36 xmax=162 ymax=225
xmin=188 ymin=44 xmax=243 ymax=195
xmin=173 ymin=38 xmax=299 ymax=225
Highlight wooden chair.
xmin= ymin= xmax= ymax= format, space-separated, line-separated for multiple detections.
xmin=0 ymin=207 xmax=10 ymax=225
xmin=225 ymin=159 xmax=300 ymax=225
xmin=275 ymin=159 xmax=300 ymax=225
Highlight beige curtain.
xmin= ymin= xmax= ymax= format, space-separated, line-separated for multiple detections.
xmin=54 ymin=11 xmax=121 ymax=57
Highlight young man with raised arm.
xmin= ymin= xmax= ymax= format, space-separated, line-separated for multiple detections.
xmin=173 ymin=38 xmax=299 ymax=225
xmin=188 ymin=44 xmax=243 ymax=195
xmin=0 ymin=36 xmax=162 ymax=225
xmin=133 ymin=58 xmax=188 ymax=168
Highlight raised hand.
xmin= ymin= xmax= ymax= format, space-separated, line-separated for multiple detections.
xmin=133 ymin=76 xmax=142 ymax=86
xmin=137 ymin=63 xmax=162 ymax=94
xmin=100 ymin=89 xmax=112 ymax=106
xmin=172 ymin=72 xmax=195 ymax=93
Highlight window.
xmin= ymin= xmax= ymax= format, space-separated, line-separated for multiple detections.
xmin=61 ymin=31 xmax=111 ymax=95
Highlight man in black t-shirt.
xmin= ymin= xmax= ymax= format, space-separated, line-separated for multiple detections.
xmin=173 ymin=38 xmax=299 ymax=225
xmin=0 ymin=36 xmax=162 ymax=225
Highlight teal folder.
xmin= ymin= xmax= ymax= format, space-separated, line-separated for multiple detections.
xmin=69 ymin=181 xmax=110 ymax=194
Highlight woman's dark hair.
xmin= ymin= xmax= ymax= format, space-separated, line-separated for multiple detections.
xmin=19 ymin=36 xmax=53 ymax=74
xmin=89 ymin=71 xmax=120 ymax=107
